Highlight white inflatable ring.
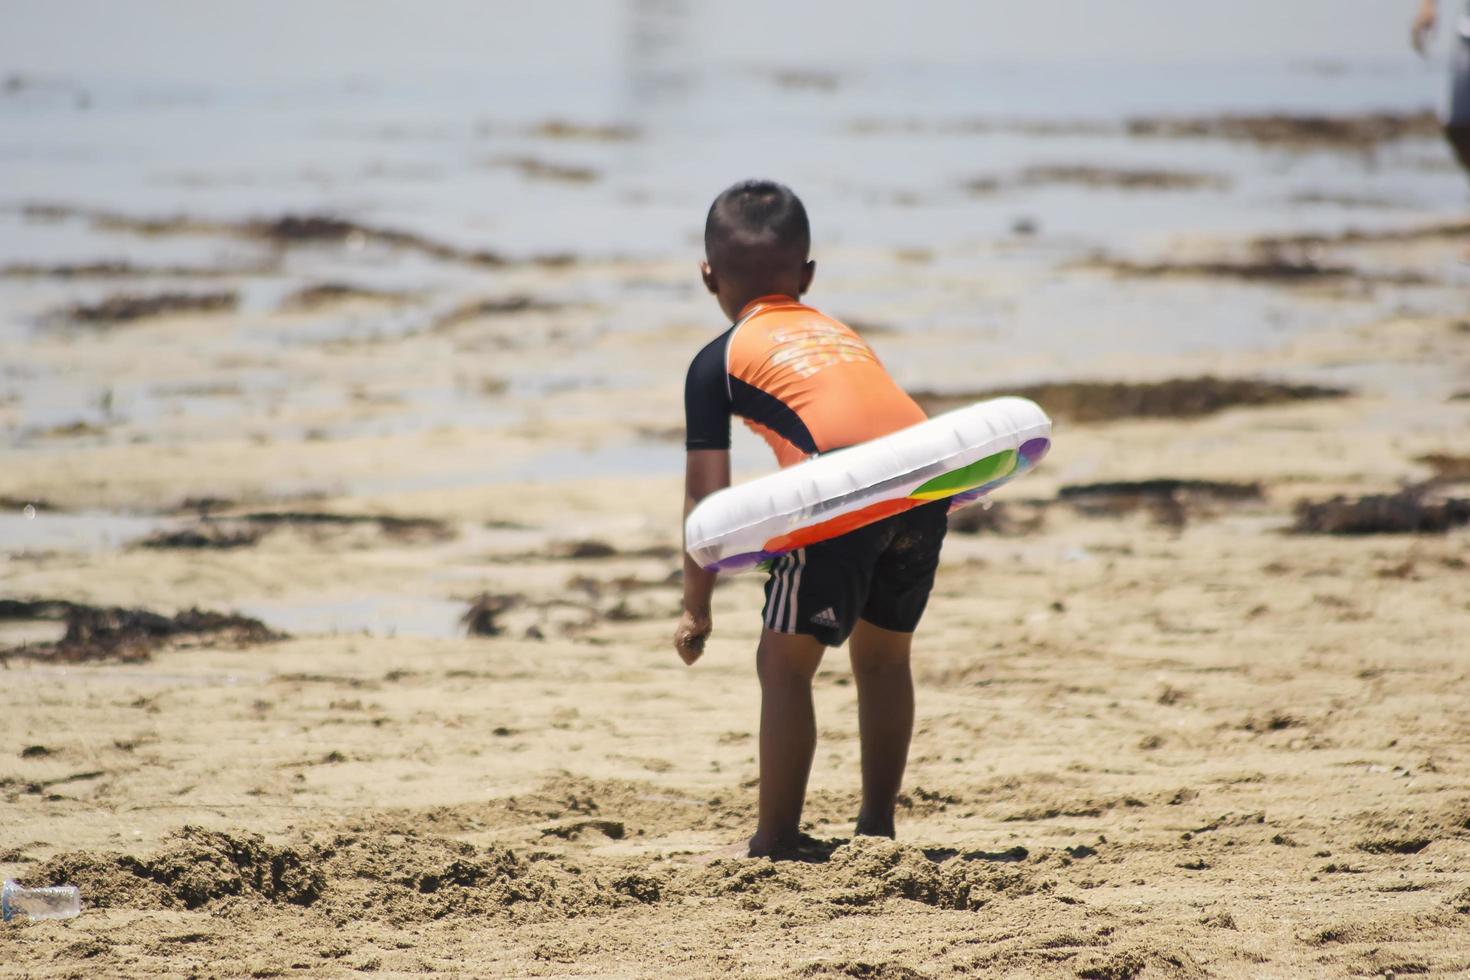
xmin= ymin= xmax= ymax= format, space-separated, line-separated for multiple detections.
xmin=685 ymin=397 xmax=1052 ymax=572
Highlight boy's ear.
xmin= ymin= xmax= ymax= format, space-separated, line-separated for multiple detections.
xmin=798 ymin=259 xmax=816 ymax=296
xmin=700 ymin=261 xmax=718 ymax=295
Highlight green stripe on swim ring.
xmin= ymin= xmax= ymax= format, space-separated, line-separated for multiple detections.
xmin=909 ymin=449 xmax=1017 ymax=500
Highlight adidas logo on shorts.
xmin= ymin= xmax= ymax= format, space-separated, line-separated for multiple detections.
xmin=810 ymin=607 xmax=840 ymax=628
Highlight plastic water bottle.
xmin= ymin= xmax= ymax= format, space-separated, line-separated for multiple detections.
xmin=2 ymin=880 xmax=81 ymax=922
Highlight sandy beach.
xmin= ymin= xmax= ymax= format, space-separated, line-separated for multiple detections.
xmin=4 ymin=3 xmax=1470 ymax=976
xmin=3 ymin=213 xmax=1468 ymax=977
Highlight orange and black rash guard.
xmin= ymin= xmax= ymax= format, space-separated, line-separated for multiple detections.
xmin=684 ymin=295 xmax=927 ymax=468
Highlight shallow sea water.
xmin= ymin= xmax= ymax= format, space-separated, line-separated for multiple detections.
xmin=2 ymin=1 xmax=1464 ymax=260
xmin=1 ymin=0 xmax=1467 ymax=576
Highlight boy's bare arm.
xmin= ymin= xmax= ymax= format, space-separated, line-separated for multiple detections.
xmin=675 ymin=449 xmax=731 ymax=665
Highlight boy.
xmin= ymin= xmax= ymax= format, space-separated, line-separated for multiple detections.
xmin=673 ymin=180 xmax=949 ymax=858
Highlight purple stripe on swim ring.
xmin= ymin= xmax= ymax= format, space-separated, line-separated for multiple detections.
xmin=920 ymin=460 xmax=1033 ymax=509
xmin=707 ymin=550 xmax=777 ymax=573
xmin=1019 ymin=438 xmax=1050 ymax=462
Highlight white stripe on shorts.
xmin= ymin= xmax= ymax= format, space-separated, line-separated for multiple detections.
xmin=785 ymin=548 xmax=805 ymax=631
xmin=766 ymin=554 xmax=790 ymax=630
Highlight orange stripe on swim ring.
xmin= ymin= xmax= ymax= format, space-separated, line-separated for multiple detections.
xmin=762 ymin=497 xmax=923 ymax=553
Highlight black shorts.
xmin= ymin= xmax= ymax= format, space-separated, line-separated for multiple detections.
xmin=761 ymin=500 xmax=949 ymax=647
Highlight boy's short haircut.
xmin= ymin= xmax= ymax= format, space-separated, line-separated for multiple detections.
xmin=705 ymin=180 xmax=811 ymax=281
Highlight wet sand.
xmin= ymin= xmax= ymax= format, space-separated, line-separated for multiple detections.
xmin=2 ymin=195 xmax=1469 ymax=978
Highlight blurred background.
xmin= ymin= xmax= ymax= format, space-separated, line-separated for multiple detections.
xmin=1 ymin=0 xmax=1466 ymax=578
xmin=4 ymin=0 xmax=1464 ymax=256
xmin=3 ymin=10 xmax=1469 ymax=975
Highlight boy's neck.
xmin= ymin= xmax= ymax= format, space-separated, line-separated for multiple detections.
xmin=734 ymin=292 xmax=799 ymax=320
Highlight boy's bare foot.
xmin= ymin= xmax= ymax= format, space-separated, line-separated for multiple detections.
xmin=854 ymin=813 xmax=895 ymax=838
xmin=747 ymin=831 xmax=832 ymax=861
xmin=746 ymin=830 xmax=796 ymax=857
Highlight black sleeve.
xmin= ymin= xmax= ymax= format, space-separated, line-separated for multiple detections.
xmin=684 ymin=329 xmax=732 ymax=451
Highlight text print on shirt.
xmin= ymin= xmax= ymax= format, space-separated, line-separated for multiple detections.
xmin=766 ymin=322 xmax=879 ymax=378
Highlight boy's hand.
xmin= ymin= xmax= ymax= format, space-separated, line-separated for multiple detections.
xmin=678 ymin=450 xmax=728 ymax=666
xmin=674 ymin=609 xmax=712 ymax=665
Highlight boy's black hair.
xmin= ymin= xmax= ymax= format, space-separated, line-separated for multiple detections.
xmin=704 ymin=180 xmax=810 ymax=280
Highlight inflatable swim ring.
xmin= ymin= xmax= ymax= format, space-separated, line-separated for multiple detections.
xmin=685 ymin=396 xmax=1052 ymax=572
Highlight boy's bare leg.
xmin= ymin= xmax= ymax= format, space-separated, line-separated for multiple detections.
xmin=848 ymin=618 xmax=915 ymax=839
xmin=749 ymin=628 xmax=826 ymax=857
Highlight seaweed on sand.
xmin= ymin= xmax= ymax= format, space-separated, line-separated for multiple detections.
xmin=1018 ymin=164 xmax=1229 ymax=191
xmin=1085 ymin=250 xmax=1430 ymax=287
xmin=461 ymin=594 xmax=520 ymax=637
xmin=947 ymin=501 xmax=1048 ymax=536
xmin=431 ymin=296 xmax=560 ymax=331
xmin=237 ymin=511 xmax=453 ymax=542
xmin=1059 ymin=479 xmax=1263 ymax=528
xmin=1291 ymin=489 xmax=1470 ymax=535
xmin=279 ymin=282 xmax=410 ymax=310
xmin=59 ymin=290 xmax=238 ymax=325
xmin=913 ymin=377 xmax=1349 ymax=424
xmin=136 ymin=524 xmax=264 ymax=550
xmin=14 ymin=203 xmax=578 ymax=269
xmin=0 ymin=599 xmax=282 ymax=664
xmin=1125 ymin=110 xmax=1440 ymax=150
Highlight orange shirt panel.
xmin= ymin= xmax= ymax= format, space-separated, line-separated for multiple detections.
xmin=728 ymin=298 xmax=926 ymax=467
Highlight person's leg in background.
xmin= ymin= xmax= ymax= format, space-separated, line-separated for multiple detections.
xmin=1445 ymin=124 xmax=1470 ymax=173
xmin=1447 ymin=31 xmax=1470 ymax=257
